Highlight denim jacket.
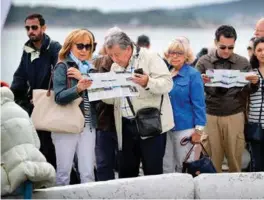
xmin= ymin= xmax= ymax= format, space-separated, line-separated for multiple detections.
xmin=169 ymin=64 xmax=206 ymax=131
xmin=53 ymin=56 xmax=97 ymax=128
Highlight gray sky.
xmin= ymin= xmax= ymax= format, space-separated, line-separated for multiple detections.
xmin=12 ymin=0 xmax=238 ymax=12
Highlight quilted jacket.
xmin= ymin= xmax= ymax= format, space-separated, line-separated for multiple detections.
xmin=1 ymin=87 xmax=56 ymax=196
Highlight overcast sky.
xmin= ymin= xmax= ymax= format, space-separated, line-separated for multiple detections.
xmin=12 ymin=0 xmax=237 ymax=12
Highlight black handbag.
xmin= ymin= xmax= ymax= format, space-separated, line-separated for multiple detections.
xmin=244 ymin=81 xmax=264 ymax=142
xmin=182 ymin=141 xmax=217 ymax=177
xmin=126 ymin=95 xmax=163 ymax=137
xmin=244 ymin=123 xmax=264 ymax=142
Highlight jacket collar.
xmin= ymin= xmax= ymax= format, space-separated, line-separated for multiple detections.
xmin=23 ymin=33 xmax=51 ymax=62
xmin=178 ymin=64 xmax=188 ymax=77
xmin=62 ymin=56 xmax=94 ymax=73
xmin=24 ymin=33 xmax=51 ymax=53
xmin=170 ymin=63 xmax=188 ymax=77
xmin=63 ymin=56 xmax=78 ymax=68
xmin=127 ymin=44 xmax=140 ymax=67
xmin=209 ymin=49 xmax=236 ymax=64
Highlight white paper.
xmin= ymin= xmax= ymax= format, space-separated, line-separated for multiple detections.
xmin=205 ymin=69 xmax=256 ymax=88
xmin=87 ymin=72 xmax=139 ymax=101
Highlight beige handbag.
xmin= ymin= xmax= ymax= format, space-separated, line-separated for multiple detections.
xmin=31 ymin=75 xmax=85 ymax=134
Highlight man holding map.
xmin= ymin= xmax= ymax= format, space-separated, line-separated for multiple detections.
xmin=196 ymin=25 xmax=259 ymax=172
xmin=102 ymin=31 xmax=174 ymax=178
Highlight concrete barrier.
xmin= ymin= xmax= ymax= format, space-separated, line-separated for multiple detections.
xmin=194 ymin=172 xmax=264 ymax=199
xmin=3 ymin=173 xmax=194 ymax=199
xmin=4 ymin=172 xmax=264 ymax=199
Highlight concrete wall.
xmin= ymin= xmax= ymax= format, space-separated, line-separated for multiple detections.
xmin=194 ymin=172 xmax=264 ymax=199
xmin=3 ymin=172 xmax=264 ymax=199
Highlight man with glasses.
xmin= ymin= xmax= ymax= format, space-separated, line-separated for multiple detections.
xmin=11 ymin=13 xmax=61 ymax=169
xmin=103 ymin=31 xmax=174 ymax=178
xmin=254 ymin=18 xmax=264 ymax=38
xmin=195 ymin=25 xmax=259 ymax=172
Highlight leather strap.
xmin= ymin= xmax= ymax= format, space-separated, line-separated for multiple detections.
xmin=46 ymin=62 xmax=71 ymax=97
xmin=126 ymin=95 xmax=163 ymax=117
xmin=183 ymin=142 xmax=209 ymax=163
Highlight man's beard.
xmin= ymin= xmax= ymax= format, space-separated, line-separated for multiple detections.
xmin=29 ymin=33 xmax=42 ymax=42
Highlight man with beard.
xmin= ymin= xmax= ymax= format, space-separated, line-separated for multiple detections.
xmin=11 ymin=14 xmax=61 ymax=169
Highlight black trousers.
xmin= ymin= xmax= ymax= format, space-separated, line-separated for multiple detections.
xmin=248 ymin=137 xmax=264 ymax=172
xmin=95 ymin=130 xmax=118 ymax=181
xmin=37 ymin=130 xmax=56 ymax=169
xmin=118 ymin=117 xmax=167 ymax=178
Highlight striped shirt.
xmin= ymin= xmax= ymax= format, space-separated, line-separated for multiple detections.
xmin=248 ymin=69 xmax=264 ymax=129
xmin=69 ymin=53 xmax=92 ymax=125
xmin=83 ymin=91 xmax=91 ymax=125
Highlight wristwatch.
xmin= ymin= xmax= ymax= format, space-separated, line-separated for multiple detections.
xmin=195 ymin=125 xmax=204 ymax=135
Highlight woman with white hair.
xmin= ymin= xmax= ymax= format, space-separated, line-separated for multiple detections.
xmin=163 ymin=37 xmax=206 ymax=173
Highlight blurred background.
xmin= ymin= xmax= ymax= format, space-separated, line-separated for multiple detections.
xmin=1 ymin=0 xmax=264 ymax=84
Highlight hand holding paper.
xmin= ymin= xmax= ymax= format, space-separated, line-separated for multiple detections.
xmin=245 ymin=73 xmax=259 ymax=84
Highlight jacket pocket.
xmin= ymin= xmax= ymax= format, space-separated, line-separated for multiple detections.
xmin=175 ymin=81 xmax=189 ymax=93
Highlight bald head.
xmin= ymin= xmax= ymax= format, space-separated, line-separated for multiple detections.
xmin=255 ymin=18 xmax=264 ymax=38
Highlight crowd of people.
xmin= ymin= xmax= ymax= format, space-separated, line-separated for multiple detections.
xmin=1 ymin=13 xmax=264 ymax=193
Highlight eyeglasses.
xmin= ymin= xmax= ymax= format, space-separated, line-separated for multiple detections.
xmin=168 ymin=51 xmax=185 ymax=56
xmin=75 ymin=43 xmax=92 ymax=51
xmin=25 ymin=25 xmax=39 ymax=31
xmin=247 ymin=46 xmax=253 ymax=50
xmin=219 ymin=45 xmax=234 ymax=50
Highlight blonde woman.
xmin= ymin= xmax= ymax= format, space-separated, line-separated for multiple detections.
xmin=52 ymin=29 xmax=97 ymax=185
xmin=163 ymin=38 xmax=206 ymax=173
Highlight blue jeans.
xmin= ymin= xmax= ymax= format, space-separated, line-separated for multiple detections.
xmin=95 ymin=130 xmax=118 ymax=181
xmin=118 ymin=117 xmax=167 ymax=178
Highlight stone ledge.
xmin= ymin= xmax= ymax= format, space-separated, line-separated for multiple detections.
xmin=3 ymin=173 xmax=194 ymax=199
xmin=194 ymin=172 xmax=264 ymax=199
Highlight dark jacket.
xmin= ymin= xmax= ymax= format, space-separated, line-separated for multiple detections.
xmin=53 ymin=56 xmax=97 ymax=128
xmin=91 ymin=55 xmax=116 ymax=132
xmin=11 ymin=34 xmax=61 ymax=115
xmin=196 ymin=50 xmax=259 ymax=116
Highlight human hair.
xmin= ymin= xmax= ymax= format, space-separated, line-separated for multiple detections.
xmin=164 ymin=37 xmax=195 ymax=65
xmin=93 ymin=55 xmax=113 ymax=72
xmin=137 ymin=35 xmax=150 ymax=47
xmin=24 ymin=13 xmax=45 ymax=26
xmin=215 ymin=25 xmax=237 ymax=41
xmin=250 ymin=37 xmax=255 ymax=42
xmin=58 ymin=29 xmax=95 ymax=61
xmin=250 ymin=37 xmax=264 ymax=69
xmin=104 ymin=32 xmax=132 ymax=50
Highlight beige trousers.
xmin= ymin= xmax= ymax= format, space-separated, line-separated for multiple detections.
xmin=203 ymin=112 xmax=245 ymax=172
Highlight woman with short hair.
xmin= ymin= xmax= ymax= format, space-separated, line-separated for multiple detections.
xmin=163 ymin=37 xmax=206 ymax=173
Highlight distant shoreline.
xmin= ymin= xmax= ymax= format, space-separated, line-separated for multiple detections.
xmin=5 ymin=0 xmax=263 ymax=29
xmin=3 ymin=24 xmax=254 ymax=30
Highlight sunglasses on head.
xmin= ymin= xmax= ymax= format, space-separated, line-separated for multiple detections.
xmin=168 ymin=50 xmax=185 ymax=56
xmin=219 ymin=45 xmax=234 ymax=50
xmin=75 ymin=43 xmax=92 ymax=51
xmin=25 ymin=25 xmax=39 ymax=31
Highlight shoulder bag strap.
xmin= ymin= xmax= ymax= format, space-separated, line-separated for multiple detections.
xmin=126 ymin=97 xmax=136 ymax=116
xmin=46 ymin=61 xmax=71 ymax=97
xmin=159 ymin=95 xmax=164 ymax=113
xmin=256 ymin=69 xmax=263 ymax=124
